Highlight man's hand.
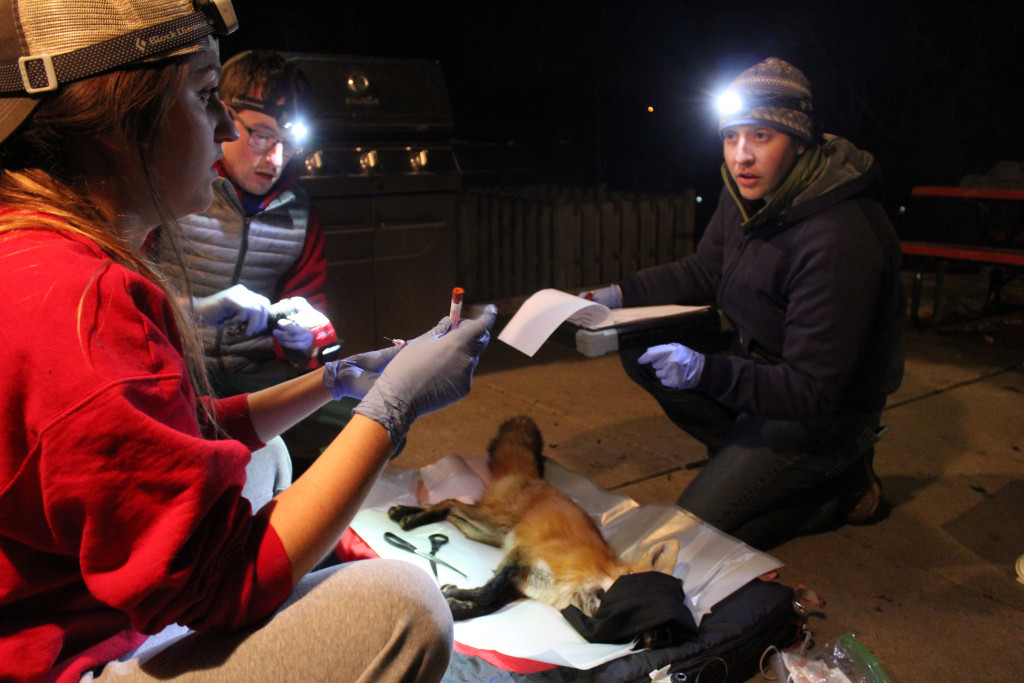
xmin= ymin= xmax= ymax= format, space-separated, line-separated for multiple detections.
xmin=638 ymin=343 xmax=706 ymax=390
xmin=192 ymin=284 xmax=271 ymax=336
xmin=272 ymin=318 xmax=315 ymax=351
xmin=579 ymin=284 xmax=623 ymax=309
xmin=267 ymin=297 xmax=313 ymax=351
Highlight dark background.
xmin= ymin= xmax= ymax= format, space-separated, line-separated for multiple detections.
xmin=223 ymin=1 xmax=1024 ymax=214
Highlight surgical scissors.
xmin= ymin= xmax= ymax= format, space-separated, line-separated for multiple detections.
xmin=427 ymin=533 xmax=449 ymax=580
xmin=383 ymin=531 xmax=466 ymax=578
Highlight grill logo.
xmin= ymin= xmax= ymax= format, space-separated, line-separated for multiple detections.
xmin=345 ymin=95 xmax=380 ymax=108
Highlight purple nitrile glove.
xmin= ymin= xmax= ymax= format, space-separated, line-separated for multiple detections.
xmin=579 ymin=284 xmax=623 ymax=309
xmin=192 ymin=284 xmax=271 ymax=336
xmin=637 ymin=343 xmax=706 ymax=390
xmin=269 ymin=297 xmax=316 ymax=351
xmin=322 ymin=316 xmax=452 ymax=401
xmin=272 ymin=318 xmax=315 ymax=351
xmin=353 ymin=305 xmax=497 ymax=453
xmin=323 ymin=346 xmax=400 ymax=401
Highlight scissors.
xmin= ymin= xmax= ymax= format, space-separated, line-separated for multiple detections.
xmin=383 ymin=531 xmax=466 ymax=578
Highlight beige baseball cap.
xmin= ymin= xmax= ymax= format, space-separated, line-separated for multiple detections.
xmin=0 ymin=0 xmax=238 ymax=144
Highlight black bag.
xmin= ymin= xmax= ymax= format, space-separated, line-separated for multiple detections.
xmin=444 ymin=580 xmax=801 ymax=683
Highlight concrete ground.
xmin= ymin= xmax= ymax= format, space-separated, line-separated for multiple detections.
xmin=375 ymin=269 xmax=1024 ymax=682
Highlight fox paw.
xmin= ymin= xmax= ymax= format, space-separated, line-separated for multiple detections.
xmin=387 ymin=504 xmax=424 ymax=528
xmin=445 ymin=596 xmax=484 ymax=621
xmin=440 ymin=583 xmax=467 ymax=599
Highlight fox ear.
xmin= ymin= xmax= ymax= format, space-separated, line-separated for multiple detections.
xmin=639 ymin=539 xmax=679 ymax=574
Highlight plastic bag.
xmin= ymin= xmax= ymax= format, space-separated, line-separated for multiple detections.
xmin=765 ymin=633 xmax=891 ymax=683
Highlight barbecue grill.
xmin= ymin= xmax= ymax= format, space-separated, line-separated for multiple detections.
xmin=289 ymin=53 xmax=461 ymax=353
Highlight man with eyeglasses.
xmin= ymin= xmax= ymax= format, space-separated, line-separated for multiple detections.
xmin=156 ymin=49 xmax=326 ymax=378
xmin=154 ymin=49 xmax=337 ymax=466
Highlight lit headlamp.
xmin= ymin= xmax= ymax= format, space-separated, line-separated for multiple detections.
xmin=716 ymin=89 xmax=811 ymax=117
xmin=716 ymin=89 xmax=745 ymax=116
xmin=713 ymin=58 xmax=816 ymax=143
xmin=228 ymin=95 xmax=310 ymax=145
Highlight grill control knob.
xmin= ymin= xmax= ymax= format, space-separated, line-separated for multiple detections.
xmin=359 ymin=149 xmax=378 ymax=173
xmin=347 ymin=72 xmax=370 ymax=94
xmin=409 ymin=149 xmax=429 ymax=172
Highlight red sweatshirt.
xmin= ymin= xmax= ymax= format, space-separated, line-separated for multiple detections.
xmin=0 ymin=226 xmax=294 ymax=683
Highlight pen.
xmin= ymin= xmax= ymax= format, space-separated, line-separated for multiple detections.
xmin=449 ymin=287 xmax=464 ymax=329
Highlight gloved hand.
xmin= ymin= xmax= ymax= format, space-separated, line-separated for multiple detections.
xmin=272 ymin=318 xmax=315 ymax=351
xmin=579 ymin=284 xmax=623 ymax=309
xmin=270 ymin=297 xmax=316 ymax=351
xmin=192 ymin=284 xmax=271 ymax=337
xmin=637 ymin=343 xmax=706 ymax=390
xmin=353 ymin=305 xmax=497 ymax=453
xmin=322 ymin=318 xmax=449 ymax=400
xmin=269 ymin=296 xmax=314 ymax=318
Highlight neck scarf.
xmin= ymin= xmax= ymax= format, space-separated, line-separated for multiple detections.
xmin=721 ymin=143 xmax=826 ymax=232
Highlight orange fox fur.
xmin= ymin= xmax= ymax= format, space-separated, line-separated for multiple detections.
xmin=388 ymin=415 xmax=679 ymax=620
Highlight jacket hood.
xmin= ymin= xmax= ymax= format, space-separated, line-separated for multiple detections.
xmin=785 ymin=135 xmax=879 ymax=223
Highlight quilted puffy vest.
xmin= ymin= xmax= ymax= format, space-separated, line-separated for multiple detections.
xmin=157 ymin=176 xmax=311 ymax=373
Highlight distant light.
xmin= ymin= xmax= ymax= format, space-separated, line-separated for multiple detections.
xmin=647 ymin=105 xmax=655 ymax=113
xmin=716 ymin=89 xmax=744 ymax=116
xmin=898 ymin=205 xmax=907 ymax=215
xmin=696 ymin=195 xmax=703 ymax=204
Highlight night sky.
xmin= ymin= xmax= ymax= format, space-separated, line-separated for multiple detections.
xmin=224 ymin=1 xmax=1024 ymax=210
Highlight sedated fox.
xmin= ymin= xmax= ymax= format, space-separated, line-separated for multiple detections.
xmin=388 ymin=415 xmax=679 ymax=622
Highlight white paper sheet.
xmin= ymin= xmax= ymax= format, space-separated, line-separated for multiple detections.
xmin=351 ymin=455 xmax=782 ymax=671
xmin=497 ymin=288 xmax=709 ymax=357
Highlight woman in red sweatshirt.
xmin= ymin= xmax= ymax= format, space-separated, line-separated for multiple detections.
xmin=0 ymin=2 xmax=496 ymax=682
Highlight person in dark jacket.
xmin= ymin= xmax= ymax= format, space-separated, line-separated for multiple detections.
xmin=584 ymin=57 xmax=905 ymax=550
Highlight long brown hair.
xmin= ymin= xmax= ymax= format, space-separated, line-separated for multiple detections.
xmin=0 ymin=57 xmax=216 ymax=409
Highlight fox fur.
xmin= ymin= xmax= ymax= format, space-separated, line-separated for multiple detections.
xmin=388 ymin=415 xmax=679 ymax=621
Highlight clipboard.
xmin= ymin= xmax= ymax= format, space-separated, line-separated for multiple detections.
xmin=558 ymin=307 xmax=721 ymax=357
xmin=497 ymin=288 xmax=718 ymax=357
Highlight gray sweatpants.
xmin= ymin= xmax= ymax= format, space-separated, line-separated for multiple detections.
xmin=87 ymin=438 xmax=454 ymax=682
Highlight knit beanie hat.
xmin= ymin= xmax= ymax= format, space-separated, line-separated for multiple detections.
xmin=0 ymin=0 xmax=238 ymax=145
xmin=718 ymin=57 xmax=815 ymax=143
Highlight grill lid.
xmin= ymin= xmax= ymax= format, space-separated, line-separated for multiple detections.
xmin=284 ymin=52 xmax=453 ymax=139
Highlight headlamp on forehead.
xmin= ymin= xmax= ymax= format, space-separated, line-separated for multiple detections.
xmin=288 ymin=120 xmax=309 ymax=145
xmin=716 ymin=90 xmax=811 ymax=118
xmin=716 ymin=89 xmax=744 ymax=116
xmin=229 ymin=95 xmax=310 ymax=145
xmin=275 ymin=107 xmax=310 ymax=146
xmin=198 ymin=0 xmax=239 ymax=35
xmin=715 ymin=57 xmax=816 ymax=143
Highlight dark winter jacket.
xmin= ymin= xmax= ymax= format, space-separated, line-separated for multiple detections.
xmin=618 ymin=136 xmax=905 ymax=419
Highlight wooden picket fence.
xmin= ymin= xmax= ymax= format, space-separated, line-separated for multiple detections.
xmin=456 ymin=185 xmax=697 ymax=300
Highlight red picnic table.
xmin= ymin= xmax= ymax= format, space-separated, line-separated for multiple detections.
xmin=901 ymin=186 xmax=1024 ymax=329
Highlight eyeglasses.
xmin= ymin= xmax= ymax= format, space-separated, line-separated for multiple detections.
xmin=229 ymin=108 xmax=302 ymax=159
